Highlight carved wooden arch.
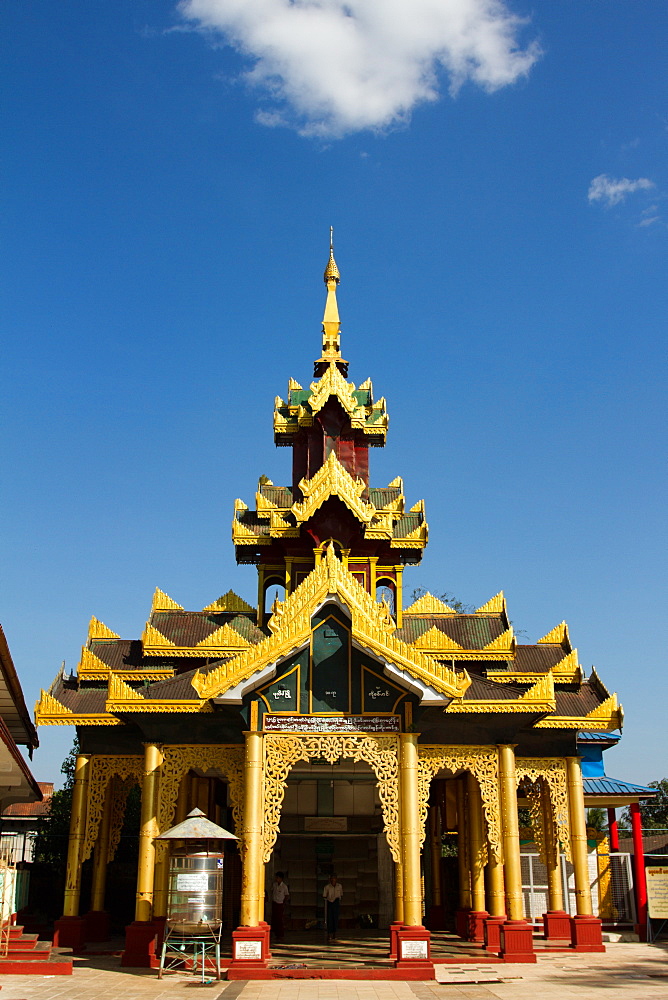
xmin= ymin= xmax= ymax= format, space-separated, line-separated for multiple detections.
xmin=81 ymin=755 xmax=144 ymax=863
xmin=417 ymin=746 xmax=502 ymax=861
xmin=157 ymin=745 xmax=245 ymax=836
xmin=515 ymin=757 xmax=572 ymax=862
xmin=263 ymin=733 xmax=400 ymax=863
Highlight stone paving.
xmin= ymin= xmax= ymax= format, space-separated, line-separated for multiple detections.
xmin=0 ymin=943 xmax=666 ymax=1000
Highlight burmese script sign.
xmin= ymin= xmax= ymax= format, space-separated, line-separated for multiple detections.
xmin=263 ymin=714 xmax=400 ymax=733
xmin=646 ymin=867 xmax=668 ymax=919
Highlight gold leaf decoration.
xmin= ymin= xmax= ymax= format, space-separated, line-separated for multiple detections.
xmin=151 ymin=588 xmax=184 ymax=612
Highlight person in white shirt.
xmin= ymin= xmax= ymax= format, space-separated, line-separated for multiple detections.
xmin=271 ymin=871 xmax=290 ymax=940
xmin=322 ymin=874 xmax=343 ymax=942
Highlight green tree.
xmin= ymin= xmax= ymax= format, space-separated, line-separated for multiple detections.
xmin=32 ymin=739 xmax=79 ymax=865
xmin=622 ymin=779 xmax=668 ymax=830
xmin=586 ymin=807 xmax=606 ymax=831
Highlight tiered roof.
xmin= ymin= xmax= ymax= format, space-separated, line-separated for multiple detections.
xmin=35 ymin=573 xmax=622 ymax=733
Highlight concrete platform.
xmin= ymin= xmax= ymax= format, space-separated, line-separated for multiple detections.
xmin=0 ymin=940 xmax=664 ymax=999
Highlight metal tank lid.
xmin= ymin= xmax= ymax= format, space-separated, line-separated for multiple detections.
xmin=156 ymin=807 xmax=237 ymax=841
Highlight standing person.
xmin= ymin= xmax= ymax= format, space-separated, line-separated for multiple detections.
xmin=323 ymin=873 xmax=343 ymax=943
xmin=271 ymin=871 xmax=290 ymax=941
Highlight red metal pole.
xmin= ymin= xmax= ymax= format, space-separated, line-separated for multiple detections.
xmin=607 ymin=808 xmax=619 ymax=851
xmin=630 ymin=802 xmax=647 ymax=940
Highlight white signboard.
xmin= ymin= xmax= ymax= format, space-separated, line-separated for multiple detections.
xmin=646 ymin=866 xmax=668 ymax=919
xmin=235 ymin=940 xmax=262 ymax=960
xmin=400 ymin=939 xmax=428 ymax=960
xmin=175 ymin=872 xmax=209 ymax=892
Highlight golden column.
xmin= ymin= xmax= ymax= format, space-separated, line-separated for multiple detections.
xmin=240 ymin=728 xmax=265 ymax=926
xmin=89 ymin=778 xmax=113 ymax=912
xmin=467 ymin=773 xmax=486 ymax=914
xmin=394 ymin=860 xmax=405 ymax=924
xmin=135 ymin=743 xmax=163 ymax=923
xmin=566 ymin=756 xmax=593 ymax=915
xmin=63 ymin=753 xmax=90 ymax=917
xmin=542 ymin=787 xmax=564 ymax=912
xmin=399 ymin=733 xmax=423 ymax=926
xmin=456 ymin=777 xmax=471 ymax=911
xmin=497 ymin=745 xmax=524 ymax=921
xmin=486 ymin=854 xmax=505 ymax=917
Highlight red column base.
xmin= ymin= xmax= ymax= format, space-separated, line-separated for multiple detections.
xmin=570 ymin=915 xmax=605 ymax=952
xmin=394 ymin=926 xmax=433 ymax=973
xmin=121 ymin=920 xmax=159 ymax=967
xmin=83 ymin=910 xmax=109 ymax=942
xmin=426 ymin=905 xmax=445 ymax=930
xmin=388 ymin=921 xmax=404 ymax=960
xmin=499 ymin=920 xmax=536 ymax=963
xmin=483 ymin=915 xmax=505 ymax=954
xmin=467 ymin=910 xmax=489 ymax=943
xmin=259 ymin=921 xmax=272 ymax=960
xmin=53 ymin=915 xmax=87 ymax=950
xmin=229 ymin=926 xmax=270 ymax=971
xmin=543 ymin=910 xmax=571 ymax=941
xmin=455 ymin=907 xmax=471 ymax=939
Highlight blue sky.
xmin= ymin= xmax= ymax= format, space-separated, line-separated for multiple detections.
xmin=1 ymin=1 xmax=666 ymax=786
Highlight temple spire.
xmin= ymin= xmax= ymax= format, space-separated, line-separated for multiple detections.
xmin=315 ymin=227 xmax=348 ymax=377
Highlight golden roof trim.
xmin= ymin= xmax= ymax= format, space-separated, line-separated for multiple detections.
xmin=88 ymin=616 xmax=120 ymax=641
xmin=534 ymin=693 xmax=623 ymax=731
xmin=537 ymin=621 xmax=570 ymax=648
xmin=412 ymin=625 xmax=464 ymax=651
xmin=404 ymin=593 xmax=458 ymax=616
xmin=78 ymin=646 xmax=111 ymax=679
xmin=293 ymin=451 xmax=376 ymax=526
xmin=482 ymin=626 xmax=514 ymax=652
xmin=34 ymin=689 xmax=120 ymax=727
xmin=446 ymin=673 xmax=555 ymax=715
xmin=152 ymin=587 xmax=184 ymax=612
xmin=192 ymin=546 xmax=470 ymax=702
xmin=195 ymin=623 xmax=252 ymax=650
xmin=202 ymin=590 xmax=256 ymax=615
xmin=475 ymin=591 xmax=505 ymax=614
xmin=142 ymin=622 xmax=176 ymax=649
xmin=105 ymin=674 xmax=211 ymax=714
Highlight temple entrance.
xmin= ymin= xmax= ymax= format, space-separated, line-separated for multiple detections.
xmin=267 ymin=760 xmax=394 ymax=933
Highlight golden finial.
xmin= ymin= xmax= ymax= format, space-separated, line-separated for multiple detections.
xmin=324 ymin=226 xmax=340 ymax=284
xmin=315 ymin=227 xmax=347 ymax=376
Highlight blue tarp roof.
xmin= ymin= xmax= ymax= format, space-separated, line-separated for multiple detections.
xmin=583 ymin=776 xmax=656 ymax=797
xmin=577 ymin=731 xmax=621 ymax=743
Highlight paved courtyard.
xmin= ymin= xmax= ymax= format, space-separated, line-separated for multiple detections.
xmin=0 ymin=943 xmax=667 ymax=1000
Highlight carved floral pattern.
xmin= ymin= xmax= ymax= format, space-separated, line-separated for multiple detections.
xmin=82 ymin=756 xmax=144 ymax=862
xmin=515 ymin=758 xmax=571 ymax=861
xmin=157 ymin=746 xmax=245 ymax=837
xmin=264 ymin=733 xmax=400 ymax=863
xmin=418 ymin=746 xmax=502 ymax=860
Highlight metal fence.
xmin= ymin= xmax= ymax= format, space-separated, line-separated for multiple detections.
xmin=520 ymin=851 xmax=635 ymax=924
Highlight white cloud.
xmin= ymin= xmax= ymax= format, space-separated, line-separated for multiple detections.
xmin=178 ymin=0 xmax=541 ymax=137
xmin=588 ymin=174 xmax=655 ymax=208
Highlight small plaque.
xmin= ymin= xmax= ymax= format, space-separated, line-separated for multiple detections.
xmin=235 ymin=940 xmax=262 ymax=960
xmin=175 ymin=872 xmax=209 ymax=892
xmin=400 ymin=939 xmax=428 ymax=960
xmin=264 ymin=714 xmax=400 ymax=733
xmin=304 ymin=816 xmax=348 ymax=832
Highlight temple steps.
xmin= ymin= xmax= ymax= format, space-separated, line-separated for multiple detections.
xmin=0 ymin=925 xmax=73 ymax=975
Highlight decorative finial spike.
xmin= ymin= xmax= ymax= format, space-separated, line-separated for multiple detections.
xmin=324 ymin=226 xmax=340 ymax=284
